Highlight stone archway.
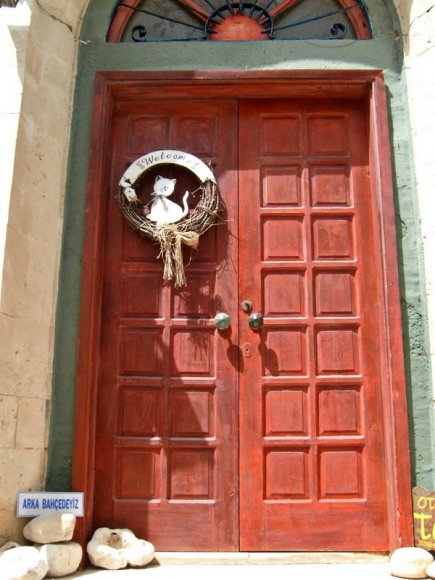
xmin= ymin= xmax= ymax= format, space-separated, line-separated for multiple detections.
xmin=1 ymin=0 xmax=434 ymax=548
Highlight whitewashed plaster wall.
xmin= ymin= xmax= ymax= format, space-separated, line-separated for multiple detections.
xmin=403 ymin=1 xmax=435 ymax=407
xmin=0 ymin=0 xmax=433 ymax=544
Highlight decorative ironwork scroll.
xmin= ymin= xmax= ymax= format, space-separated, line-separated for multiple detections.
xmin=107 ymin=0 xmax=372 ymax=42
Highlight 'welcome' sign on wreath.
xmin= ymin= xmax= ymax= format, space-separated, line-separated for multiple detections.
xmin=118 ymin=150 xmax=221 ymax=287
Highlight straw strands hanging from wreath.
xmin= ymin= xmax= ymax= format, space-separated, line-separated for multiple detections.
xmin=118 ymin=150 xmax=221 ymax=287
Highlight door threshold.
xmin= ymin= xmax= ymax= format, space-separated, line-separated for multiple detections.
xmin=155 ymin=552 xmax=389 ymax=565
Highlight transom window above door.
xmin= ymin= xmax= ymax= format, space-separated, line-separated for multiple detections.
xmin=107 ymin=0 xmax=372 ymax=42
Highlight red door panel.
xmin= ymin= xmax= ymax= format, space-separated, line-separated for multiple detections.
xmin=93 ymin=96 xmax=390 ymax=552
xmin=93 ymin=99 xmax=240 ymax=551
xmin=238 ymin=99 xmax=389 ymax=551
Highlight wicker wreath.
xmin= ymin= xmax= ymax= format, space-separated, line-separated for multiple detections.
xmin=118 ymin=150 xmax=221 ymax=287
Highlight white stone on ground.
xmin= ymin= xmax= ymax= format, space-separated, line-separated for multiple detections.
xmin=0 ymin=545 xmax=48 ymax=580
xmin=390 ymin=547 xmax=434 ymax=578
xmin=87 ymin=527 xmax=155 ymax=570
xmin=23 ymin=513 xmax=76 ymax=544
xmin=125 ymin=534 xmax=155 ymax=567
xmin=36 ymin=541 xmax=82 ymax=577
xmin=427 ymin=561 xmax=435 ymax=579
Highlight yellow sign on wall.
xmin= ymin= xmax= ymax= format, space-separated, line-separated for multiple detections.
xmin=413 ymin=486 xmax=435 ymax=550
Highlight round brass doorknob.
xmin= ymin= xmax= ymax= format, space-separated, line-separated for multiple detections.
xmin=214 ymin=312 xmax=231 ymax=330
xmin=248 ymin=312 xmax=264 ymax=330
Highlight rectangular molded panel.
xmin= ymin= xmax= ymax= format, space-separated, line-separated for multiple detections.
xmin=119 ymin=328 xmax=164 ymax=376
xmin=264 ymin=387 xmax=309 ymax=437
xmin=168 ymin=449 xmax=215 ymax=500
xmin=262 ymin=217 xmax=305 ymax=261
xmin=262 ymin=166 xmax=302 ymax=207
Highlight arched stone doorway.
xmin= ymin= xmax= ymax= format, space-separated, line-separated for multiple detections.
xmin=33 ymin=0 xmax=433 ymax=552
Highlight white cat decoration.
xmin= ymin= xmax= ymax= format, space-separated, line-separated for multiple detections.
xmin=118 ymin=150 xmax=219 ymax=287
xmin=146 ymin=175 xmax=190 ymax=226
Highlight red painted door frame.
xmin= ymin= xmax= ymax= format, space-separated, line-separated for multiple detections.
xmin=72 ymin=70 xmax=413 ymax=551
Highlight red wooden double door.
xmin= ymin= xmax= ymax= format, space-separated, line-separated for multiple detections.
xmin=93 ymin=95 xmax=391 ymax=551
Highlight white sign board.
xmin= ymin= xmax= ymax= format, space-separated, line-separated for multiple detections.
xmin=120 ymin=149 xmax=217 ymax=188
xmin=17 ymin=492 xmax=84 ymax=517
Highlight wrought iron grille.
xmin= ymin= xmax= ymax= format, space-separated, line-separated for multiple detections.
xmin=107 ymin=0 xmax=372 ymax=43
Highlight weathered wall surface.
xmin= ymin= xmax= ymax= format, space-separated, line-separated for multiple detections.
xmin=0 ymin=0 xmax=87 ymax=544
xmin=0 ymin=0 xmax=434 ymax=545
xmin=0 ymin=2 xmax=29 ymax=279
xmin=404 ymin=2 xmax=435 ymax=483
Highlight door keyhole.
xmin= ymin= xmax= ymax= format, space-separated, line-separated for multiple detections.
xmin=240 ymin=300 xmax=253 ymax=313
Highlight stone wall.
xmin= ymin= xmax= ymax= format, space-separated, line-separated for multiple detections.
xmin=0 ymin=0 xmax=434 ymax=545
xmin=0 ymin=0 xmax=87 ymax=544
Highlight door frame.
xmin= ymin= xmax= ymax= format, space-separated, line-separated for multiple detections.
xmin=72 ymin=70 xmax=413 ymax=551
